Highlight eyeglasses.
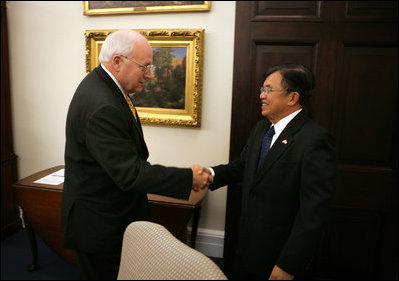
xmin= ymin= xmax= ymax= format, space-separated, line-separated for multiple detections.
xmin=260 ymin=86 xmax=290 ymax=96
xmin=121 ymin=55 xmax=155 ymax=74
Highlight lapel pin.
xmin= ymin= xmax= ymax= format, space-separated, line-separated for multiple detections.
xmin=282 ymin=140 xmax=288 ymax=144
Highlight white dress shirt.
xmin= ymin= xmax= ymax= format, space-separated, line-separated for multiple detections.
xmin=101 ymin=64 xmax=127 ymax=97
xmin=208 ymin=108 xmax=302 ymax=177
xmin=269 ymin=108 xmax=302 ymax=148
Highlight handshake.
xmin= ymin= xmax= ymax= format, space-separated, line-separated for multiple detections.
xmin=191 ymin=164 xmax=213 ymax=192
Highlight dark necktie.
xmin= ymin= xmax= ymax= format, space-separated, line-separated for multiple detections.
xmin=257 ymin=126 xmax=275 ymax=170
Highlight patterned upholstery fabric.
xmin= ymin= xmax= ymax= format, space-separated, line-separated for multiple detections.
xmin=117 ymin=221 xmax=227 ymax=280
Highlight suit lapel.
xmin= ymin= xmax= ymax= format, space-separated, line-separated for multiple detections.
xmin=254 ymin=111 xmax=308 ymax=184
xmin=95 ymin=66 xmax=149 ymax=157
xmin=122 ymin=98 xmax=148 ymax=157
xmin=131 ymin=105 xmax=149 ymax=157
xmin=127 ymin=95 xmax=145 ymax=136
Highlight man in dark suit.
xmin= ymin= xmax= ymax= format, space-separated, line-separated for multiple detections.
xmin=61 ymin=29 xmax=212 ymax=280
xmin=204 ymin=64 xmax=337 ymax=279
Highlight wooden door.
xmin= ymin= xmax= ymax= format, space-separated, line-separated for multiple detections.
xmin=226 ymin=1 xmax=398 ymax=279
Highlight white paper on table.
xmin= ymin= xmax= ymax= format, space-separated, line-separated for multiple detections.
xmin=34 ymin=168 xmax=65 ymax=185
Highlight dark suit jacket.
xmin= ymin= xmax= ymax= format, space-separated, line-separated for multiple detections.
xmin=62 ymin=65 xmax=192 ymax=254
xmin=210 ymin=110 xmax=337 ymax=277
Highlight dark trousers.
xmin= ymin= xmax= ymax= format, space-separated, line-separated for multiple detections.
xmin=75 ymin=250 xmax=121 ymax=280
xmin=228 ymin=254 xmax=270 ymax=280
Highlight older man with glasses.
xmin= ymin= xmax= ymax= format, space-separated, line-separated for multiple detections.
xmin=62 ymin=29 xmax=213 ymax=280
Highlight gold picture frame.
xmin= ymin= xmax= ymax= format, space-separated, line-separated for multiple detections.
xmin=83 ymin=1 xmax=211 ymax=15
xmin=85 ymin=29 xmax=204 ymax=127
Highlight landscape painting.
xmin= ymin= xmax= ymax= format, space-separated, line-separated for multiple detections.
xmin=85 ymin=29 xmax=204 ymax=127
xmin=133 ymin=47 xmax=187 ymax=110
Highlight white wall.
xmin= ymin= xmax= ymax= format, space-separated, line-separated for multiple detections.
xmin=6 ymin=1 xmax=236 ymax=233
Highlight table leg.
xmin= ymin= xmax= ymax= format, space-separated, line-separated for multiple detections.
xmin=18 ymin=206 xmax=37 ymax=271
xmin=190 ymin=205 xmax=201 ymax=248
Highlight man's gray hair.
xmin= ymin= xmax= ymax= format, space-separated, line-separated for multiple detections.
xmin=99 ymin=29 xmax=146 ymax=63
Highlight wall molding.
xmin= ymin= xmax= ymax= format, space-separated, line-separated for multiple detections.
xmin=187 ymin=227 xmax=225 ymax=258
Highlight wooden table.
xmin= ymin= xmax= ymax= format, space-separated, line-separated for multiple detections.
xmin=12 ymin=165 xmax=207 ymax=271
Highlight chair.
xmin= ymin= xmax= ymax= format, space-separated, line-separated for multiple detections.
xmin=117 ymin=221 xmax=227 ymax=280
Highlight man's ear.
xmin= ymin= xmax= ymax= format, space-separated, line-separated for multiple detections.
xmin=288 ymin=91 xmax=300 ymax=106
xmin=110 ymin=55 xmax=122 ymax=72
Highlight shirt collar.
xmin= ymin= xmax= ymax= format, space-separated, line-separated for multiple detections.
xmin=272 ymin=108 xmax=302 ymax=137
xmin=101 ymin=64 xmax=126 ymax=96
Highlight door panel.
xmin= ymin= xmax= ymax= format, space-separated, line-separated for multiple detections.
xmin=334 ymin=46 xmax=397 ymax=167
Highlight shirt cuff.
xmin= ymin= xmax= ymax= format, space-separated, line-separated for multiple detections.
xmin=208 ymin=167 xmax=215 ymax=177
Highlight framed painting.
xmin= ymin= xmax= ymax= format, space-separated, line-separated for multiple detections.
xmin=85 ymin=29 xmax=204 ymax=127
xmin=83 ymin=1 xmax=211 ymax=15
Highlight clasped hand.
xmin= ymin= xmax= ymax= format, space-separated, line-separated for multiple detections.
xmin=191 ymin=164 xmax=213 ymax=191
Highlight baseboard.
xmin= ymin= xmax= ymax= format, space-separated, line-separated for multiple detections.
xmin=187 ymin=227 xmax=225 ymax=258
